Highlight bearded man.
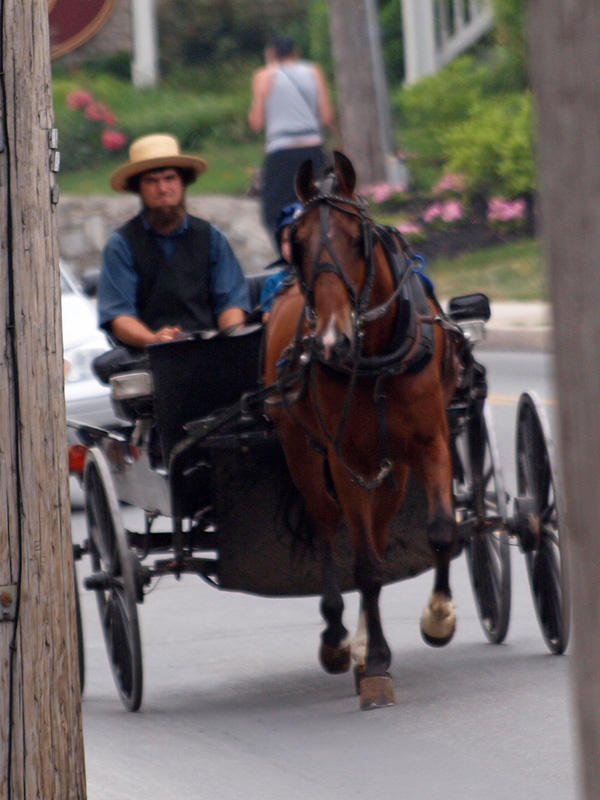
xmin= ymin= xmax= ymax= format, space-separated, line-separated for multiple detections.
xmin=98 ymin=133 xmax=249 ymax=349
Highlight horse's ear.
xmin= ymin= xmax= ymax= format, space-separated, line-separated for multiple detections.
xmin=295 ymin=159 xmax=318 ymax=204
xmin=333 ymin=151 xmax=356 ymax=198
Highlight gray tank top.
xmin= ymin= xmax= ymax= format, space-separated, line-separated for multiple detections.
xmin=265 ymin=62 xmax=323 ymax=153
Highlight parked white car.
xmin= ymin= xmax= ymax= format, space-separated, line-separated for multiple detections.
xmin=61 ymin=262 xmax=118 ymax=505
xmin=62 ymin=262 xmax=114 ymax=429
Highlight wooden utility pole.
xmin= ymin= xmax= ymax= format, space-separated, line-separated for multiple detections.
xmin=327 ymin=0 xmax=406 ymax=187
xmin=526 ymin=3 xmax=600 ymax=797
xmin=0 ymin=0 xmax=86 ymax=797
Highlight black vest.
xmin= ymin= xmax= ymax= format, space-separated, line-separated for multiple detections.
xmin=120 ymin=214 xmax=214 ymax=333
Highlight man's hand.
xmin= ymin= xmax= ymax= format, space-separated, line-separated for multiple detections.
xmin=111 ymin=314 xmax=183 ymax=348
xmin=153 ymin=325 xmax=183 ymax=343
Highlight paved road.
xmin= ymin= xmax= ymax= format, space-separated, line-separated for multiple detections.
xmin=74 ymin=348 xmax=579 ymax=800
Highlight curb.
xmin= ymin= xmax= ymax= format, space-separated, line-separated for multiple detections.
xmin=478 ymin=326 xmax=553 ymax=352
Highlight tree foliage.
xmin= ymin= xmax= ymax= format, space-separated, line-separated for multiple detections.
xmin=158 ymin=0 xmax=308 ymax=70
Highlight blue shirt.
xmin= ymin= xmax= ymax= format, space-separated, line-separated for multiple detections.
xmin=259 ymin=268 xmax=292 ymax=312
xmin=98 ymin=214 xmax=250 ymax=331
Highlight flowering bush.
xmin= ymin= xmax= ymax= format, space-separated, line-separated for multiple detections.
xmin=432 ymin=172 xmax=467 ymax=196
xmin=422 ymin=199 xmax=465 ymax=226
xmin=487 ymin=196 xmax=527 ymax=232
xmin=60 ymin=89 xmax=128 ymax=170
xmin=394 ymin=219 xmax=427 ymax=244
xmin=361 ymin=181 xmax=407 ymax=205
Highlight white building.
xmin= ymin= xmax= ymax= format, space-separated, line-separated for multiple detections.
xmin=401 ymin=0 xmax=494 ymax=84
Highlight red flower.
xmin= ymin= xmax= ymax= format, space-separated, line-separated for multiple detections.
xmin=66 ymin=89 xmax=93 ymax=110
xmin=101 ymin=129 xmax=128 ymax=151
xmin=84 ymin=101 xmax=108 ymax=121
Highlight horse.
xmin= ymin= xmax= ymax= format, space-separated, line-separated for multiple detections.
xmin=264 ymin=151 xmax=463 ymax=710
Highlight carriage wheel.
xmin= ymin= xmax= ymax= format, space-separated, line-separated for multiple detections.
xmin=454 ymin=402 xmax=511 ymax=644
xmin=73 ymin=565 xmax=85 ymax=694
xmin=84 ymin=447 xmax=143 ymax=711
xmin=516 ymin=392 xmax=569 ymax=654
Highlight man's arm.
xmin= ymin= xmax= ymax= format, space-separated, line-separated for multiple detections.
xmin=217 ymin=307 xmax=246 ymax=331
xmin=110 ymin=315 xmax=182 ymax=348
xmin=209 ymin=226 xmax=250 ymax=330
xmin=248 ymin=67 xmax=274 ymax=132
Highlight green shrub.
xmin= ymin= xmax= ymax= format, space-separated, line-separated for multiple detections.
xmin=441 ymin=92 xmax=534 ymax=198
xmin=392 ymin=55 xmax=491 ymax=188
xmin=392 ymin=51 xmax=534 ymax=200
xmin=158 ymin=0 xmax=307 ymax=68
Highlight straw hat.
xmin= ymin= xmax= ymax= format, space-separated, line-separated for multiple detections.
xmin=110 ymin=133 xmax=207 ymax=193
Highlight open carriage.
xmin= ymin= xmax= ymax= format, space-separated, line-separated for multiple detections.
xmin=68 ymin=154 xmax=568 ymax=712
xmin=68 ymin=290 xmax=567 ymax=712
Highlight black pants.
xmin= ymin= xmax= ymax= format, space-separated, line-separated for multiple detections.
xmin=261 ymin=145 xmax=328 ymax=241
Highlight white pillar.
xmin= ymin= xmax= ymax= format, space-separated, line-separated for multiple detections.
xmin=400 ymin=0 xmax=437 ymax=85
xmin=131 ymin=0 xmax=158 ymax=87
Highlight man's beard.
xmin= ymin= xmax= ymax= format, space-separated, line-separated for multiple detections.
xmin=145 ymin=202 xmax=186 ymax=234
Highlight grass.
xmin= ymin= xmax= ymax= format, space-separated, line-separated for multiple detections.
xmin=428 ymin=238 xmax=546 ymax=302
xmin=57 ymin=140 xmax=264 ymax=195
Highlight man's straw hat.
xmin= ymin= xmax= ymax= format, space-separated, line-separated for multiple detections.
xmin=110 ymin=133 xmax=207 ymax=193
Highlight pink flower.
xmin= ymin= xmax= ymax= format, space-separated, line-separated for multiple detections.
xmin=101 ymin=129 xmax=128 ymax=151
xmin=396 ymin=221 xmax=424 ymax=235
xmin=362 ymin=181 xmax=407 ymax=203
xmin=423 ymin=201 xmax=444 ymax=224
xmin=487 ymin=197 xmax=527 ymax=222
xmin=103 ymin=110 xmax=117 ymax=126
xmin=66 ymin=89 xmax=93 ymax=110
xmin=432 ymin=172 xmax=467 ymax=195
xmin=84 ymin=101 xmax=109 ymax=121
xmin=372 ymin=183 xmax=392 ymax=203
xmin=424 ymin=199 xmax=464 ymax=225
xmin=440 ymin=199 xmax=464 ymax=223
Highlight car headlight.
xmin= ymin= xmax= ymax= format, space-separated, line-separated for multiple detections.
xmin=64 ymin=345 xmax=107 ymax=384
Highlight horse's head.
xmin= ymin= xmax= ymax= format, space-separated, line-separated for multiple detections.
xmin=292 ymin=151 xmax=373 ymax=366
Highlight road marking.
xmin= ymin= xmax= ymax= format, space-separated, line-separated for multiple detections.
xmin=489 ymin=392 xmax=556 ymax=406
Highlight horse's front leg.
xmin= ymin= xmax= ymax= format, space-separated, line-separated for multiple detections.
xmin=415 ymin=434 xmax=459 ymax=647
xmin=352 ymin=540 xmax=395 ymax=709
xmin=319 ymin=538 xmax=351 ymax=674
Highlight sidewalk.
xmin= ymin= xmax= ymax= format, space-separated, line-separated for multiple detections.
xmin=482 ymin=301 xmax=552 ymax=351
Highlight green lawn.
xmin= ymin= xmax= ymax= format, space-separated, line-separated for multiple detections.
xmin=428 ymin=238 xmax=546 ymax=302
xmin=57 ymin=140 xmax=264 ymax=195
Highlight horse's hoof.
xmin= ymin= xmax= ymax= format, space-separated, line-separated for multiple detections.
xmin=359 ymin=675 xmax=396 ymax=710
xmin=319 ymin=643 xmax=351 ymax=674
xmin=420 ymin=592 xmax=456 ymax=647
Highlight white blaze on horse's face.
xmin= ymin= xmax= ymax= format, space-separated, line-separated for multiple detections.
xmin=313 ymin=272 xmax=355 ymax=364
xmin=320 ymin=315 xmax=339 ymax=362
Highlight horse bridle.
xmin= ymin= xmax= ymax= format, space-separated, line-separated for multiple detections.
xmin=291 ymin=192 xmax=376 ymax=336
xmin=291 ymin=191 xmax=422 ymax=348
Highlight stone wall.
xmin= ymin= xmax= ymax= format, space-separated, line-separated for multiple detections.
xmin=56 ymin=194 xmax=277 ymax=277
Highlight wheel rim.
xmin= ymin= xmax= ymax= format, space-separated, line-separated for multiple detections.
xmin=85 ymin=450 xmax=143 ymax=710
xmin=455 ymin=403 xmax=511 ymax=643
xmin=516 ymin=393 xmax=569 ymax=654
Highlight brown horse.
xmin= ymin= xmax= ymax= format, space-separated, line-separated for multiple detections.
xmin=264 ymin=151 xmax=462 ymax=709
